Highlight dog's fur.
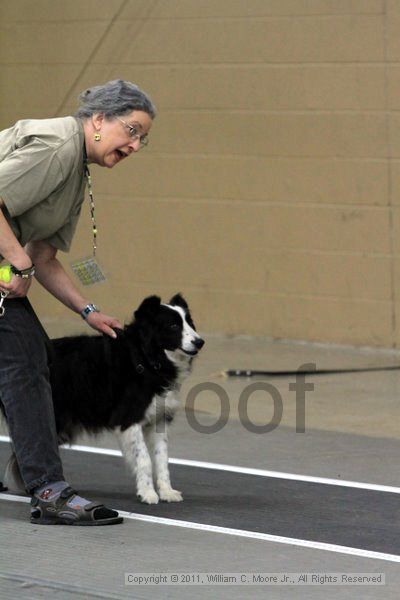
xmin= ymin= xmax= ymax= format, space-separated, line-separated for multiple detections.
xmin=10 ymin=294 xmax=204 ymax=503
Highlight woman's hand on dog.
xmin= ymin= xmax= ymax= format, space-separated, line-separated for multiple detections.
xmin=85 ymin=311 xmax=122 ymax=339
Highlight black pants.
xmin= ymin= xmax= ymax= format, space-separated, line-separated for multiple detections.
xmin=0 ymin=298 xmax=64 ymax=492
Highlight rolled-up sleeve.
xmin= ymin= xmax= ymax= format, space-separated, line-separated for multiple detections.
xmin=0 ymin=139 xmax=64 ymax=217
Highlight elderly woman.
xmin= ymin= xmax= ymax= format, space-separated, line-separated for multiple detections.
xmin=0 ymin=79 xmax=155 ymax=525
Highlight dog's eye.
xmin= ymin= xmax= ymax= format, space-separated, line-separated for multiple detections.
xmin=169 ymin=324 xmax=179 ymax=330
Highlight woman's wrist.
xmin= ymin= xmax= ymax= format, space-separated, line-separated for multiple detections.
xmin=9 ymin=254 xmax=34 ymax=271
xmin=10 ymin=263 xmax=35 ymax=279
xmin=80 ymin=303 xmax=100 ymax=320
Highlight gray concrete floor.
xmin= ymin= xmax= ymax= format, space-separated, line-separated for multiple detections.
xmin=1 ymin=328 xmax=400 ymax=599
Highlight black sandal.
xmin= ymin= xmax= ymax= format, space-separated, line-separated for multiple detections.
xmin=30 ymin=486 xmax=123 ymax=526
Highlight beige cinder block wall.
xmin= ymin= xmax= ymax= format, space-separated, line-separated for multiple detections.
xmin=1 ymin=0 xmax=399 ymax=348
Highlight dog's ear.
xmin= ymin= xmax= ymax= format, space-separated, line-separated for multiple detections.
xmin=134 ymin=295 xmax=161 ymax=320
xmin=169 ymin=293 xmax=188 ymax=310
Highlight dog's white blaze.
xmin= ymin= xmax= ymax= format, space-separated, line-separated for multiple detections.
xmin=167 ymin=304 xmax=200 ymax=352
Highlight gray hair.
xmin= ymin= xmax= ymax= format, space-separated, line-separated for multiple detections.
xmin=75 ymin=79 xmax=156 ymax=120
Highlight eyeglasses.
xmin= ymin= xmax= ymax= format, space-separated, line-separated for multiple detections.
xmin=117 ymin=117 xmax=149 ymax=148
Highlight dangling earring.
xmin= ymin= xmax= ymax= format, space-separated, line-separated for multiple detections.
xmin=94 ymin=132 xmax=101 ymax=142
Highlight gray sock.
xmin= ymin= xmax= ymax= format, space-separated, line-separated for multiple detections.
xmin=34 ymin=481 xmax=90 ymax=509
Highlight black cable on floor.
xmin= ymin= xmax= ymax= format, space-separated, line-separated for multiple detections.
xmin=224 ymin=365 xmax=400 ymax=377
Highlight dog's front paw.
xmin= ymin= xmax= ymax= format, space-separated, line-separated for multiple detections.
xmin=138 ymin=489 xmax=159 ymax=504
xmin=159 ymin=487 xmax=183 ymax=503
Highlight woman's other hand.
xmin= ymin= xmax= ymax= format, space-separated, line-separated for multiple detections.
xmin=85 ymin=311 xmax=122 ymax=339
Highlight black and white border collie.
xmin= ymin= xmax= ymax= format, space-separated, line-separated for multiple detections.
xmin=50 ymin=293 xmax=204 ymax=504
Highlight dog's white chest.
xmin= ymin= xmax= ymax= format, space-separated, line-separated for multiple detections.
xmin=143 ymin=391 xmax=180 ymax=425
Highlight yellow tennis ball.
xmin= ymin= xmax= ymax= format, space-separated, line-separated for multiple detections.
xmin=0 ymin=265 xmax=12 ymax=283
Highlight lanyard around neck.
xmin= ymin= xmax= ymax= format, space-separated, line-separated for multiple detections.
xmin=84 ymin=162 xmax=97 ymax=257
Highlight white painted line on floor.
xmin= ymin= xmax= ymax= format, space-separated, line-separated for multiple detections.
xmin=0 ymin=493 xmax=28 ymax=505
xmin=168 ymin=458 xmax=400 ymax=495
xmin=0 ymin=491 xmax=399 ymax=564
xmin=119 ymin=512 xmax=400 ymax=564
xmin=1 ymin=436 xmax=398 ymax=495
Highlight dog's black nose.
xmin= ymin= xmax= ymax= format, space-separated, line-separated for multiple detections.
xmin=194 ymin=338 xmax=205 ymax=350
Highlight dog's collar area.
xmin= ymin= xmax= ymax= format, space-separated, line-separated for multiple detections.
xmin=136 ymin=350 xmax=162 ymax=371
xmin=135 ymin=361 xmax=161 ymax=374
xmin=114 ymin=331 xmax=163 ymax=374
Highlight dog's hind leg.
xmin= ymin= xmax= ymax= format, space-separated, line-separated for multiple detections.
xmin=144 ymin=422 xmax=183 ymax=502
xmin=116 ymin=424 xmax=159 ymax=504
